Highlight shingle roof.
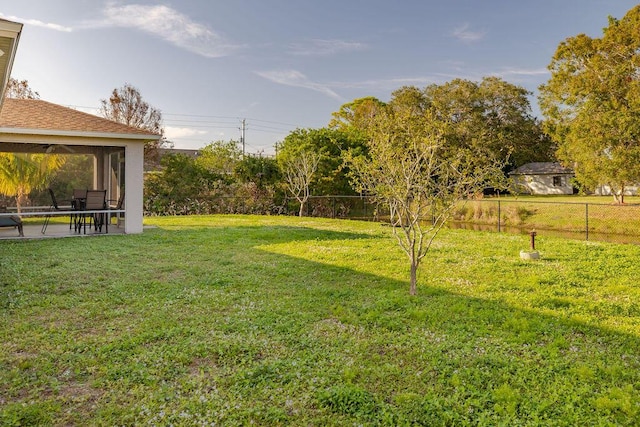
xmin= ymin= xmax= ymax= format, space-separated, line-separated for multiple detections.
xmin=509 ymin=162 xmax=574 ymax=175
xmin=0 ymin=98 xmax=160 ymax=138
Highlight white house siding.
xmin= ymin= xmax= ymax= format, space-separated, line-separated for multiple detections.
xmin=512 ymin=174 xmax=573 ymax=195
xmin=594 ymin=185 xmax=639 ymax=196
xmin=125 ymin=142 xmax=145 ymax=233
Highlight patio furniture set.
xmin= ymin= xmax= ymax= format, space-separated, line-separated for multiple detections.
xmin=41 ymin=188 xmax=124 ymax=235
xmin=0 ymin=188 xmax=125 ymax=238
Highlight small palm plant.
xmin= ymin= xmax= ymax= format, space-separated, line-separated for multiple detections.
xmin=0 ymin=153 xmax=66 ymax=213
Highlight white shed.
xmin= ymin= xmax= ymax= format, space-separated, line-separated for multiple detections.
xmin=509 ymin=162 xmax=574 ymax=195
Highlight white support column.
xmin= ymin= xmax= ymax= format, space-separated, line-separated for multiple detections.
xmin=124 ymin=141 xmax=145 ymax=234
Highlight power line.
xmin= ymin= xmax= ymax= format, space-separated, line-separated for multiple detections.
xmin=63 ymin=104 xmax=306 ymax=130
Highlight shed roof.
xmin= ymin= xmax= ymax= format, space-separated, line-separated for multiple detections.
xmin=509 ymin=162 xmax=573 ymax=176
xmin=0 ymin=98 xmax=160 ymax=140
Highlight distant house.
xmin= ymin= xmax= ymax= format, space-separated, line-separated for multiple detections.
xmin=509 ymin=162 xmax=574 ymax=195
xmin=158 ymin=148 xmax=201 ymax=159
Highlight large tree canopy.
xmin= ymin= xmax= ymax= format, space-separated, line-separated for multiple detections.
xmin=539 ymin=5 xmax=640 ymax=202
xmin=328 ymin=96 xmax=386 ymax=137
xmin=335 ymin=79 xmax=553 ymax=175
xmin=393 ymin=78 xmax=554 ymax=171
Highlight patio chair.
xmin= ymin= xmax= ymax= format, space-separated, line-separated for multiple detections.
xmin=81 ymin=190 xmax=108 ymax=234
xmin=41 ymin=188 xmax=74 ymax=234
xmin=0 ymin=206 xmax=23 ymax=237
xmin=108 ymin=191 xmax=125 ymax=228
xmin=71 ymin=189 xmax=88 ymax=231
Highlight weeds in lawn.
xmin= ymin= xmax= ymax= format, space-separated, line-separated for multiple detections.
xmin=1 ymin=215 xmax=640 ymax=425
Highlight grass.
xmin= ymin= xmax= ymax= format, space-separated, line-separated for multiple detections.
xmin=1 ymin=214 xmax=640 ymax=425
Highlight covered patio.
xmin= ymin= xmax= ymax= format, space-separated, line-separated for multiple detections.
xmin=0 ymin=98 xmax=161 ymax=239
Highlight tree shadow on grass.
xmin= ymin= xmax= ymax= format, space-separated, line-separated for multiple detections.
xmin=1 ymin=222 xmax=639 ymax=425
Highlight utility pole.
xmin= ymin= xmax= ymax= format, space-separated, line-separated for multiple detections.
xmin=240 ymin=118 xmax=246 ymax=157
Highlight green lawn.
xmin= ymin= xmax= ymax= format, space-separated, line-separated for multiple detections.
xmin=1 ymin=215 xmax=639 ymax=425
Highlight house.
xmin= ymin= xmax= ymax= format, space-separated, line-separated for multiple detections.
xmin=0 ymin=17 xmax=161 ymax=235
xmin=509 ymin=162 xmax=574 ymax=195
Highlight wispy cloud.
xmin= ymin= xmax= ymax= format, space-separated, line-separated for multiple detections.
xmin=164 ymin=126 xmax=208 ymax=140
xmin=91 ymin=3 xmax=242 ymax=58
xmin=329 ymin=67 xmax=549 ymax=93
xmin=255 ymin=70 xmax=342 ymax=100
xmin=331 ymin=72 xmax=473 ymax=91
xmin=452 ymin=23 xmax=485 ymax=42
xmin=2 ymin=4 xmax=242 ymax=58
xmin=0 ymin=13 xmax=72 ymax=32
xmin=288 ymin=39 xmax=367 ymax=56
xmin=496 ymin=67 xmax=549 ymax=77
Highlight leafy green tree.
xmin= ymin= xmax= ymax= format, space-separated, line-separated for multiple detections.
xmin=539 ymin=5 xmax=640 ymax=203
xmin=0 ymin=153 xmax=66 ymax=212
xmin=145 ymin=153 xmax=226 ymax=215
xmin=328 ymin=96 xmax=386 ymax=137
xmin=31 ymin=155 xmax=94 ymax=206
xmin=196 ymin=140 xmax=242 ymax=179
xmin=234 ymin=154 xmax=280 ymax=189
xmin=279 ymin=128 xmax=363 ymax=196
xmin=233 ymin=155 xmax=282 ymax=213
xmin=345 ymin=105 xmax=505 ymax=296
xmin=404 ymin=77 xmax=553 ymax=170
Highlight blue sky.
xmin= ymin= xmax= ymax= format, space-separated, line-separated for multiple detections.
xmin=1 ymin=1 xmax=638 ymax=154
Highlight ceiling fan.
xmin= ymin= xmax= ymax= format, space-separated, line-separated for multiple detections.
xmin=44 ymin=144 xmax=76 ymax=154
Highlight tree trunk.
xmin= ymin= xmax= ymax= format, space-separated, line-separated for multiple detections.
xmin=613 ymin=185 xmax=625 ymax=204
xmin=299 ymin=201 xmax=304 ymax=217
xmin=409 ymin=261 xmax=418 ymax=296
xmin=16 ymin=188 xmax=26 ymax=214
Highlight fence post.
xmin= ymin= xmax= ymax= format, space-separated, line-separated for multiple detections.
xmin=585 ymin=203 xmax=589 ymax=241
xmin=497 ymin=199 xmax=501 ymax=233
xmin=363 ymin=197 xmax=367 ymax=219
xmin=332 ymin=197 xmax=336 ymax=219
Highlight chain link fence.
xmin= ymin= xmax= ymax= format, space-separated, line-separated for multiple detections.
xmin=450 ymin=199 xmax=640 ymax=244
xmin=302 ymin=196 xmax=640 ymax=245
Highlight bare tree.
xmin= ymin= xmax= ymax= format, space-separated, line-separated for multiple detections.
xmin=99 ymin=83 xmax=167 ymax=166
xmin=283 ymin=150 xmax=320 ymax=217
xmin=345 ymin=109 xmax=504 ymax=295
xmin=5 ymin=78 xmax=40 ymax=99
